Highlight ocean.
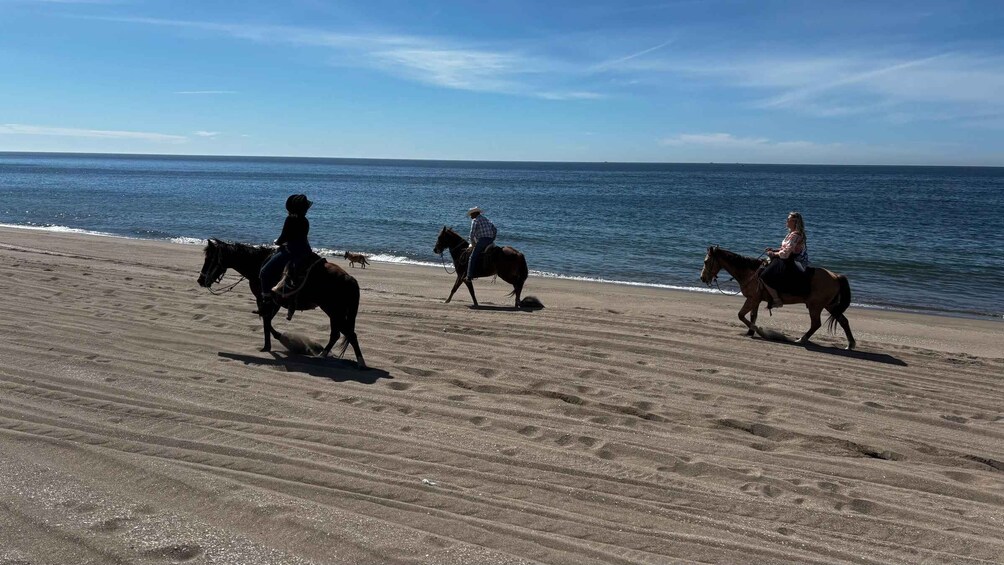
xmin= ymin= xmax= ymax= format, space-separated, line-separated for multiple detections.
xmin=1 ymin=152 xmax=1002 ymax=319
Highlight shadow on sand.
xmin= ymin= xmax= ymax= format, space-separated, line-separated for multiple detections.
xmin=751 ymin=327 xmax=907 ymax=367
xmin=218 ymin=352 xmax=392 ymax=384
xmin=467 ymin=303 xmax=543 ymax=312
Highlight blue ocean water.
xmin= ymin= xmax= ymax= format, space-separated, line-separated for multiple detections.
xmin=1 ymin=152 xmax=1002 ymax=319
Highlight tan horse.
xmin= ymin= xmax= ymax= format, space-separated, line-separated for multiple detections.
xmin=700 ymin=246 xmax=855 ymax=349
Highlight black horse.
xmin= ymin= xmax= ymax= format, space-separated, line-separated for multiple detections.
xmin=197 ymin=239 xmax=366 ymax=367
xmin=433 ymin=226 xmax=528 ymax=308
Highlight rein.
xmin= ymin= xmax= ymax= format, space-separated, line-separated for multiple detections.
xmin=708 ymin=250 xmax=766 ymax=296
xmin=436 ymin=235 xmax=469 ymax=276
xmin=274 ymin=257 xmax=327 ymax=299
xmin=201 ymin=251 xmax=246 ymax=295
xmin=207 ymin=275 xmax=246 ymax=295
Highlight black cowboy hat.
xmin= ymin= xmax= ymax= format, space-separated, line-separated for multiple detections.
xmin=285 ymin=194 xmax=313 ymax=214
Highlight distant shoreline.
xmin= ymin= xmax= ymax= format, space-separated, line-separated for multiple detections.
xmin=3 ymin=150 xmax=1002 ymax=170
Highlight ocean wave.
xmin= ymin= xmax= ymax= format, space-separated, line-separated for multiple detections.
xmin=0 ymin=222 xmax=132 ymax=239
xmin=170 ymin=236 xmax=207 ymax=245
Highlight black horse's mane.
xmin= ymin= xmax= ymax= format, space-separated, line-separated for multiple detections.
xmin=207 ymin=239 xmax=275 ymax=262
xmin=713 ymin=247 xmax=763 ymax=270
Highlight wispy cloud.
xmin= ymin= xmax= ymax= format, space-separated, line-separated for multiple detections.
xmin=654 ymin=131 xmax=980 ymax=165
xmin=175 ymin=90 xmax=237 ymax=95
xmin=0 ymin=124 xmax=185 ymax=142
xmin=193 ymin=131 xmax=220 ymax=137
xmin=88 ymin=16 xmax=601 ymax=100
xmin=660 ymin=132 xmax=773 ymax=147
xmin=590 ymin=40 xmax=674 ymax=72
xmin=648 ymin=51 xmax=1004 ymax=123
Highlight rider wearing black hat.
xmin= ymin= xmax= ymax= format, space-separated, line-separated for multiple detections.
xmin=260 ymin=194 xmax=313 ymax=302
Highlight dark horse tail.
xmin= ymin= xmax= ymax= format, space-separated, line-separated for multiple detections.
xmin=826 ymin=275 xmax=852 ymax=333
xmin=337 ymin=276 xmax=361 ymax=357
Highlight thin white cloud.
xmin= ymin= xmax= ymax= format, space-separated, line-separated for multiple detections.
xmin=194 ymin=131 xmax=220 ymax=137
xmin=650 ymin=52 xmax=1004 ymax=123
xmin=653 ymin=131 xmax=978 ymax=165
xmin=87 ymin=16 xmax=601 ymax=101
xmin=0 ymin=124 xmax=186 ymax=142
xmin=660 ymin=132 xmax=772 ymax=147
xmin=176 ymin=90 xmax=237 ymax=95
xmin=591 ymin=40 xmax=674 ymax=72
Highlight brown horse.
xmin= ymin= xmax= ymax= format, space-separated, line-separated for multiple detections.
xmin=700 ymin=246 xmax=855 ymax=349
xmin=433 ymin=226 xmax=528 ymax=308
xmin=197 ymin=239 xmax=366 ymax=367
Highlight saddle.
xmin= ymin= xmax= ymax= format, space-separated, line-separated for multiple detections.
xmin=271 ymin=252 xmax=326 ymax=319
xmin=760 ymin=257 xmax=814 ymax=297
xmin=462 ymin=244 xmax=499 ymax=277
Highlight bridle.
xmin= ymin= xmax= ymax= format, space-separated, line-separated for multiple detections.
xmin=201 ymin=247 xmax=245 ymax=295
xmin=704 ymin=248 xmax=766 ymax=297
xmin=434 ymin=231 xmax=469 ymax=275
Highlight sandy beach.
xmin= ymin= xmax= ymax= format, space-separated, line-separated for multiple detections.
xmin=1 ymin=226 xmax=1002 ymax=564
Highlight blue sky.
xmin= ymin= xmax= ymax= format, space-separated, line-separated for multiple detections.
xmin=2 ymin=0 xmax=1003 ymax=165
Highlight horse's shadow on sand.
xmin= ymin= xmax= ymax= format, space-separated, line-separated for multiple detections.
xmin=467 ymin=303 xmax=542 ymax=312
xmin=218 ymin=352 xmax=392 ymax=384
xmin=751 ymin=329 xmax=907 ymax=367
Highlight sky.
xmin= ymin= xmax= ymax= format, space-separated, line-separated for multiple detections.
xmin=1 ymin=0 xmax=1003 ymax=165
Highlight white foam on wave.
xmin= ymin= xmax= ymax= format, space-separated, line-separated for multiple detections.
xmin=170 ymin=236 xmax=206 ymax=245
xmin=0 ymin=222 xmax=130 ymax=239
xmin=530 ymin=269 xmax=721 ymax=294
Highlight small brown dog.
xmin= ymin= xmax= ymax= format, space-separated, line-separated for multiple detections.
xmin=344 ymin=251 xmax=370 ymax=268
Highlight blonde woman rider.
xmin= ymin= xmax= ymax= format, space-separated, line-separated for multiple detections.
xmin=760 ymin=211 xmax=810 ymax=309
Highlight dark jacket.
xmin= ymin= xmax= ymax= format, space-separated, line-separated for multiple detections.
xmin=275 ymin=215 xmax=310 ymax=255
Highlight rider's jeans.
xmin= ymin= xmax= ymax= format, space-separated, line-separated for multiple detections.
xmin=467 ymin=237 xmax=494 ymax=280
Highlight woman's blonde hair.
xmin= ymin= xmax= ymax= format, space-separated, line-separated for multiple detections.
xmin=788 ymin=211 xmax=806 ymax=243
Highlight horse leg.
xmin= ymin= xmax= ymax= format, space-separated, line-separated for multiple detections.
xmin=261 ymin=306 xmax=280 ymax=352
xmin=344 ymin=332 xmax=366 ymax=369
xmin=738 ymin=295 xmax=758 ymax=336
xmin=748 ymin=299 xmax=761 ymax=337
xmin=465 ymin=279 xmax=479 ymax=307
xmin=827 ymin=310 xmax=856 ymax=350
xmin=445 ymin=275 xmax=464 ymax=303
xmin=837 ymin=315 xmax=856 ymax=350
xmin=321 ymin=314 xmax=342 ymax=358
xmin=796 ymin=306 xmax=823 ymax=345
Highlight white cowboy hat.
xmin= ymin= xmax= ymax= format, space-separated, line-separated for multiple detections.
xmin=466 ymin=207 xmax=482 ymax=217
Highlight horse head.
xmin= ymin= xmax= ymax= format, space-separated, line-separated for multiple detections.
xmin=700 ymin=245 xmax=722 ymax=285
xmin=198 ymin=238 xmax=227 ymax=287
xmin=433 ymin=225 xmax=451 ymax=254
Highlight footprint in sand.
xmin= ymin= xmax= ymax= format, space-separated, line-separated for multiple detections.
xmin=517 ymin=425 xmax=540 ymax=438
xmin=90 ymin=517 xmax=133 ymax=533
xmin=141 ymin=544 xmax=203 ymax=562
xmin=941 ymin=414 xmax=968 ymax=424
xmin=863 ymin=401 xmax=885 ymax=409
xmin=400 ymin=366 xmax=434 ymax=377
xmin=387 ymin=381 xmax=412 ymax=391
